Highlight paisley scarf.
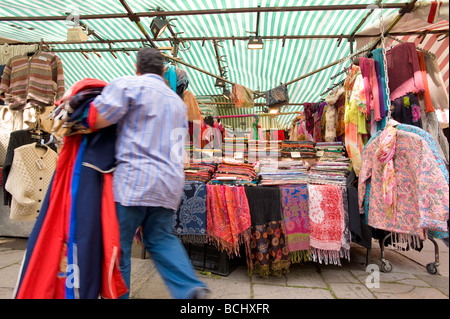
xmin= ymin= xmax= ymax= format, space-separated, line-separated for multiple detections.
xmin=375 ymin=125 xmax=398 ymax=218
xmin=280 ymin=185 xmax=310 ymax=263
xmin=206 ymin=184 xmax=252 ymax=258
xmin=244 ymin=186 xmax=290 ymax=277
xmin=308 ymin=184 xmax=347 ymax=266
xmin=172 ymin=181 xmax=208 ymax=244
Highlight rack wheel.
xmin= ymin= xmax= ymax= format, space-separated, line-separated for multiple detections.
xmin=380 ymin=260 xmax=393 ymax=273
xmin=426 ymin=262 xmax=439 ymax=275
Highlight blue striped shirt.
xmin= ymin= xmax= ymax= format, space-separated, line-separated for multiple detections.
xmin=93 ymin=73 xmax=187 ymax=210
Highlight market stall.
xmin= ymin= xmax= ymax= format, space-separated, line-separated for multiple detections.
xmin=0 ymin=0 xmax=448 ymax=299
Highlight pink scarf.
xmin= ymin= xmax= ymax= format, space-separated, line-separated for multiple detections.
xmin=375 ymin=125 xmax=399 ymax=218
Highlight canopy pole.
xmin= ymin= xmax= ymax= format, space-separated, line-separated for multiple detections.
xmin=0 ymin=3 xmax=411 ymax=21
xmin=160 ymin=53 xmax=235 ymax=86
xmin=118 ymin=0 xmax=157 ymax=48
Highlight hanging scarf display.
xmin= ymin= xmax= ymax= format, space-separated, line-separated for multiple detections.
xmin=280 ymin=185 xmax=310 ymax=263
xmin=206 ymin=184 xmax=252 ymax=258
xmin=173 ymin=181 xmax=208 ymax=244
xmin=244 ymin=186 xmax=290 ymax=277
xmin=375 ymin=125 xmax=399 ymax=218
xmin=308 ymin=184 xmax=349 ymax=266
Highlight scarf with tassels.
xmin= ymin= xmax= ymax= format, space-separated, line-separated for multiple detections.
xmin=206 ymin=184 xmax=252 ymax=259
xmin=280 ymin=185 xmax=310 ymax=263
xmin=375 ymin=125 xmax=399 ymax=218
xmin=244 ymin=186 xmax=290 ymax=277
xmin=308 ymin=184 xmax=348 ymax=266
xmin=173 ymin=181 xmax=208 ymax=244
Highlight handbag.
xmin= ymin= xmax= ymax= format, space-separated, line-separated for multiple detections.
xmin=265 ymin=84 xmax=289 ymax=108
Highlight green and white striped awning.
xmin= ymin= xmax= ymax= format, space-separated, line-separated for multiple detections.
xmin=0 ymin=1 xmax=418 ymax=129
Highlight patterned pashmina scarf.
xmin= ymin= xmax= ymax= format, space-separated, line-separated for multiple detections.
xmin=206 ymin=184 xmax=252 ymax=259
xmin=245 ymin=186 xmax=290 ymax=277
xmin=172 ymin=181 xmax=208 ymax=244
xmin=375 ymin=125 xmax=398 ymax=218
xmin=280 ymin=185 xmax=310 ymax=263
xmin=308 ymin=184 xmax=347 ymax=266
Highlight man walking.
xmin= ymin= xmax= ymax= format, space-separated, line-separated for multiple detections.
xmin=92 ymin=47 xmax=209 ymax=299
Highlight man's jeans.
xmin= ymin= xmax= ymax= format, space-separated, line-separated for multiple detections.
xmin=115 ymin=203 xmax=207 ymax=299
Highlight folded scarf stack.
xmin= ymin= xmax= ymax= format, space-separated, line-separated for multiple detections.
xmin=281 ymin=140 xmax=317 ymax=158
xmin=315 ymin=142 xmax=347 ymax=160
xmin=308 ymin=161 xmax=350 ymax=186
xmin=223 ymin=137 xmax=248 ymax=159
xmin=248 ymin=140 xmax=281 ymax=162
xmin=258 ymin=161 xmax=308 ymax=186
xmin=184 ymin=162 xmax=217 ymax=183
xmin=210 ymin=161 xmax=257 ymax=185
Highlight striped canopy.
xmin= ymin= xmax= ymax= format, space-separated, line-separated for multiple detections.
xmin=0 ymin=0 xmax=448 ymax=130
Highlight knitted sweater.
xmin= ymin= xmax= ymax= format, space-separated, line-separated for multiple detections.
xmin=5 ymin=143 xmax=57 ymax=221
xmin=0 ymin=51 xmax=65 ymax=111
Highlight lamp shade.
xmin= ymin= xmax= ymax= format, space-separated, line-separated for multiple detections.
xmin=248 ymin=36 xmax=263 ymax=50
xmin=150 ymin=17 xmax=168 ymax=39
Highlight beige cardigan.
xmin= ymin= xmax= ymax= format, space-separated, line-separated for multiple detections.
xmin=5 ymin=142 xmax=57 ymax=221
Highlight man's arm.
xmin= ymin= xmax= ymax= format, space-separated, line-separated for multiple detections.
xmin=91 ymin=78 xmax=130 ymax=128
xmin=93 ymin=111 xmax=113 ymax=130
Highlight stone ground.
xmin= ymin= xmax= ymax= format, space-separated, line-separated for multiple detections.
xmin=2 ymin=236 xmax=446 ymax=300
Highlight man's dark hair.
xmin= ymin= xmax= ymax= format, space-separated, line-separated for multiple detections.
xmin=136 ymin=47 xmax=164 ymax=75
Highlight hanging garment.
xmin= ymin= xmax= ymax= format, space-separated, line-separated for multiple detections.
xmin=164 ymin=64 xmax=177 ymax=92
xmin=206 ymin=184 xmax=252 ymax=257
xmin=173 ymin=181 xmax=208 ymax=244
xmin=422 ymin=51 xmax=448 ymax=111
xmin=175 ymin=67 xmax=189 ymax=98
xmin=308 ymin=184 xmax=350 ymax=266
xmin=325 ymin=87 xmax=344 ymax=142
xmin=245 ymin=186 xmax=290 ymax=277
xmin=5 ymin=143 xmax=57 ymax=221
xmin=0 ymin=51 xmax=65 ymax=111
xmin=391 ymin=93 xmax=423 ymax=128
xmin=232 ymin=84 xmax=254 ymax=108
xmin=386 ymin=42 xmax=425 ymax=101
xmin=417 ymin=51 xmax=435 ymax=113
xmin=15 ymin=79 xmax=127 ymax=299
xmin=371 ymin=48 xmax=390 ymax=119
xmin=183 ymin=90 xmax=202 ymax=122
xmin=0 ymin=105 xmax=13 ymax=165
xmin=2 ymin=129 xmax=57 ymax=206
xmin=265 ymin=84 xmax=289 ymax=108
xmin=359 ymin=127 xmax=449 ymax=241
xmin=280 ymin=185 xmax=310 ymax=263
xmin=346 ymin=169 xmax=372 ymax=249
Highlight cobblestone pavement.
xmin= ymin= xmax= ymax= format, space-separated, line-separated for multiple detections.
xmin=1 ymin=237 xmax=448 ymax=299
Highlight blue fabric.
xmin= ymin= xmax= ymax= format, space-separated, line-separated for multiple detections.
xmin=116 ymin=203 xmax=207 ymax=299
xmin=164 ymin=64 xmax=177 ymax=92
xmin=172 ymin=181 xmax=207 ymax=243
xmin=372 ymin=48 xmax=389 ymax=131
xmin=66 ymin=135 xmax=87 ymax=299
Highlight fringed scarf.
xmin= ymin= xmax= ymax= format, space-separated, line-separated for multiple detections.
xmin=206 ymin=184 xmax=252 ymax=259
xmin=308 ymin=184 xmax=347 ymax=266
xmin=375 ymin=125 xmax=398 ymax=219
xmin=173 ymin=181 xmax=208 ymax=244
xmin=244 ymin=186 xmax=290 ymax=277
xmin=280 ymin=185 xmax=310 ymax=263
